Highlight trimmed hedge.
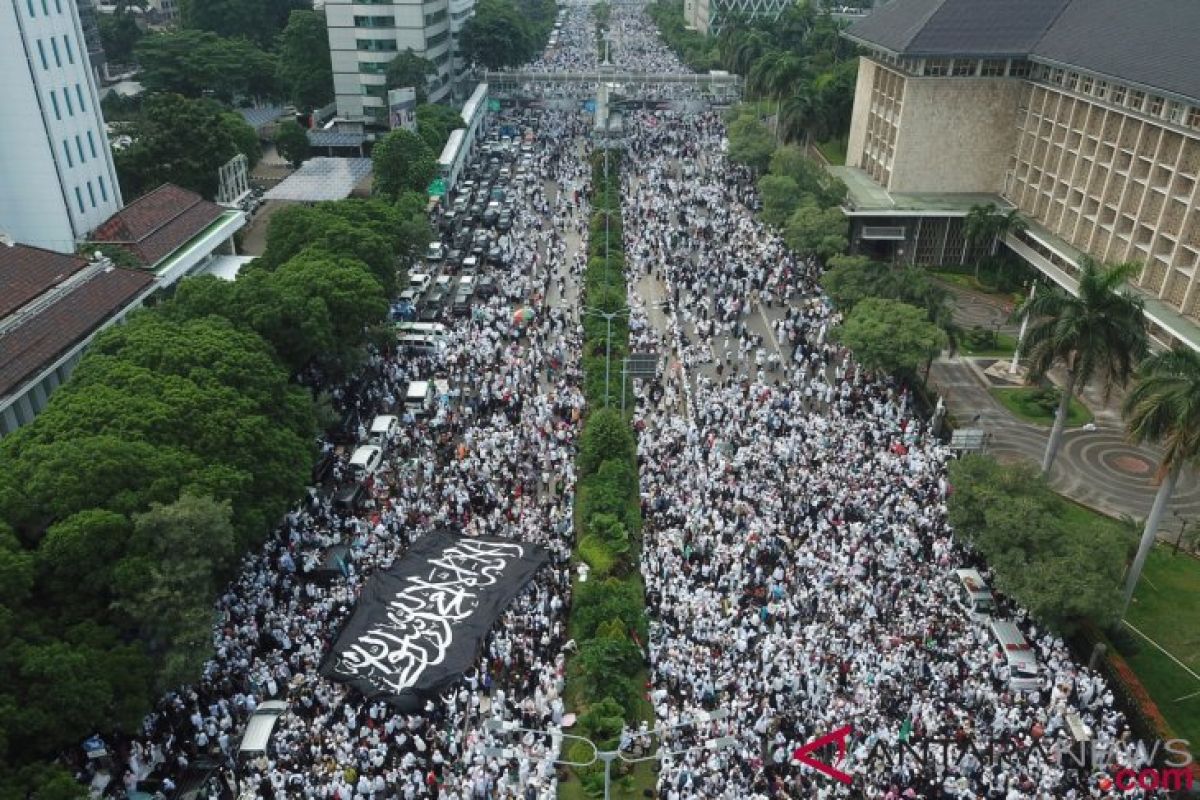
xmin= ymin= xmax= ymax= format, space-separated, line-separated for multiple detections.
xmin=566 ymin=143 xmax=648 ymax=773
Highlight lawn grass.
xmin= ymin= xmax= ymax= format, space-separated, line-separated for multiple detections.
xmin=816 ymin=137 xmax=847 ymax=166
xmin=958 ymin=331 xmax=1019 ymax=357
xmin=990 ymin=387 xmax=1093 ymax=427
xmin=931 ymin=269 xmax=1024 ymax=305
xmin=1058 ymin=503 xmax=1200 ymax=745
xmin=1122 ymin=546 xmax=1200 ymax=745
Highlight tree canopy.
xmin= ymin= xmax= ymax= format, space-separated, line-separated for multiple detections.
xmin=832 ymin=297 xmax=946 ymax=376
xmin=459 ymin=0 xmax=541 ymax=69
xmin=274 ymin=119 xmax=311 ymax=168
xmin=947 ymin=455 xmax=1128 ymax=631
xmin=416 ymin=103 xmax=464 ymax=154
xmin=385 ymin=49 xmax=437 ymax=103
xmin=98 ymin=11 xmax=142 ymax=63
xmin=276 ymin=10 xmax=334 ymax=111
xmin=371 ymin=129 xmax=437 ymax=201
xmin=113 ymin=93 xmax=260 ymax=199
xmin=179 ymin=0 xmax=308 ymax=48
xmin=135 ymin=30 xmax=279 ymax=102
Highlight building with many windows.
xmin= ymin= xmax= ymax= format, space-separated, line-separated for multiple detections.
xmin=838 ymin=0 xmax=1200 ymax=351
xmin=686 ymin=0 xmax=791 ymax=36
xmin=326 ymin=0 xmax=455 ymax=123
xmin=1 ymin=0 xmax=123 ymax=254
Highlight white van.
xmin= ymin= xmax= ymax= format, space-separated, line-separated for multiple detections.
xmin=990 ymin=620 xmax=1040 ymax=691
xmin=397 ymin=334 xmax=441 ymax=352
xmin=406 ymin=380 xmax=433 ymax=415
xmin=348 ymin=444 xmax=383 ymax=480
xmin=396 ymin=321 xmax=447 ymax=341
xmin=369 ymin=415 xmax=399 ymax=446
xmin=952 ymin=568 xmax=996 ymax=621
xmin=458 ymin=274 xmax=476 ymax=293
xmin=238 ymin=701 xmax=288 ymax=759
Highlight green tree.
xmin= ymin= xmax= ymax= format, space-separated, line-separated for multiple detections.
xmin=98 ymin=11 xmax=142 ymax=63
xmin=578 ymin=407 xmax=636 ymax=476
xmin=757 ymin=174 xmax=799 ymax=228
xmin=179 ymin=0 xmax=305 ymax=47
xmin=221 ymin=110 xmax=263 ymax=168
xmin=965 ymin=203 xmax=1027 ymax=279
xmin=819 ymin=255 xmax=885 ymax=311
xmin=372 ymin=129 xmax=437 ymax=200
xmin=783 ymin=204 xmax=847 ymax=260
xmin=460 ymin=0 xmax=535 ymax=69
xmin=947 ymin=456 xmax=1125 ymax=630
xmin=1120 ymin=347 xmax=1200 ymax=614
xmin=726 ymin=112 xmax=775 ymax=172
xmin=135 ymin=31 xmax=279 ymax=102
xmin=416 ymin=103 xmax=464 ymax=153
xmin=385 ymin=49 xmax=437 ymax=102
xmin=768 ymin=144 xmax=847 ymax=207
xmin=276 ymin=10 xmax=334 ymax=110
xmin=35 ymin=510 xmax=130 ymax=620
xmin=114 ymin=93 xmax=252 ymax=199
xmin=275 ymin=119 xmax=311 ymax=167
xmin=1016 ymin=258 xmax=1149 ymax=475
xmin=112 ymin=494 xmax=236 ymax=690
xmin=832 ymin=297 xmax=946 ymax=376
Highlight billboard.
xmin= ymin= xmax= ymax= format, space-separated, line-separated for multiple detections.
xmin=388 ymin=87 xmax=417 ymax=132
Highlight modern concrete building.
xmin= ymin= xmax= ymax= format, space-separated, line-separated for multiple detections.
xmin=1 ymin=0 xmax=123 ymax=254
xmin=448 ymin=0 xmax=475 ymax=100
xmin=325 ymin=0 xmax=455 ymax=123
xmin=838 ymin=0 xmax=1200 ymax=351
xmin=686 ymin=0 xmax=791 ymax=36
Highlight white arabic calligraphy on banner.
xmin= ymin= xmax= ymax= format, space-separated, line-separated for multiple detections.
xmin=333 ymin=539 xmax=526 ymax=695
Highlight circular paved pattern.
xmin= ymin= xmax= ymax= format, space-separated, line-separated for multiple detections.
xmin=1053 ymin=431 xmax=1200 ymax=518
xmin=1110 ymin=453 xmax=1154 ymax=476
xmin=948 ymin=291 xmax=1020 ymax=333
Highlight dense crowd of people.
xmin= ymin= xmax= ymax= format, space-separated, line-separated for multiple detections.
xmin=71 ymin=4 xmax=1175 ymax=800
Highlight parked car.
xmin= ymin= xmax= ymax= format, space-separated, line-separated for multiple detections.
xmin=476 ymin=275 xmax=497 ymax=298
xmin=348 ymin=445 xmax=383 ymax=481
xmin=487 ymin=247 xmax=508 ymax=266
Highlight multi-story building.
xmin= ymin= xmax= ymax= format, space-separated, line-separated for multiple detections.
xmin=1 ymin=0 xmax=123 ymax=254
xmin=447 ymin=0 xmax=474 ymax=100
xmin=325 ymin=0 xmax=455 ymax=124
xmin=686 ymin=0 xmax=791 ymax=36
xmin=838 ymin=0 xmax=1200 ymax=351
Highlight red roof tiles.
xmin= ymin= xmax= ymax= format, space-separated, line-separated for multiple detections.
xmin=0 ymin=267 xmax=155 ymax=398
xmin=89 ymin=183 xmax=225 ymax=267
xmin=0 ymin=244 xmax=89 ymax=319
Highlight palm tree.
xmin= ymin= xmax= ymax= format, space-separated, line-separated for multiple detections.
xmin=1119 ymin=347 xmax=1200 ymax=615
xmin=1016 ymin=258 xmax=1149 ymax=475
xmin=964 ymin=203 xmax=1028 ymax=280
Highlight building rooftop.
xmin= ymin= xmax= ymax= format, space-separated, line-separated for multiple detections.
xmin=831 ymin=166 xmax=1010 ymax=216
xmin=0 ymin=244 xmax=89 ymax=318
xmin=89 ymin=183 xmax=225 ymax=268
xmin=844 ymin=0 xmax=1071 ymax=58
xmin=0 ymin=256 xmax=154 ymax=399
xmin=845 ymin=0 xmax=1200 ymax=103
xmin=1033 ymin=0 xmax=1200 ymax=104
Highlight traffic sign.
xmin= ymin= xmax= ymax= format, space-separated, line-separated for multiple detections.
xmin=427 ymin=177 xmax=447 ymax=197
xmin=487 ymin=98 xmax=501 ymax=112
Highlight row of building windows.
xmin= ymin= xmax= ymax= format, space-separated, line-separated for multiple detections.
xmin=72 ymin=175 xmax=109 ymax=214
xmin=47 ymin=83 xmax=88 ymax=120
xmin=357 ymin=38 xmax=398 ymax=52
xmin=1035 ymin=64 xmax=1200 ymax=131
xmin=25 ymin=0 xmax=63 ymax=17
xmin=424 ymin=8 xmax=447 ymax=25
xmin=60 ymin=130 xmax=99 ymax=168
xmin=34 ymin=34 xmax=76 ymax=70
xmin=426 ymin=30 xmax=448 ymax=48
xmin=919 ymin=57 xmax=1030 ymax=79
xmin=359 ymin=60 xmax=389 ymax=74
xmin=354 ymin=14 xmax=394 ymax=27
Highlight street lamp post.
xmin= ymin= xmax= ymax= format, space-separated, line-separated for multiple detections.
xmin=483 ymin=711 xmax=735 ymax=800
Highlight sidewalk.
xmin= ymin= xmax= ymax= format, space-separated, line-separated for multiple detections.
xmin=930 ymin=284 xmax=1200 ymax=523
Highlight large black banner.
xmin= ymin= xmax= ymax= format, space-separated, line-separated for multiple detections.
xmin=320 ymin=533 xmax=548 ymax=708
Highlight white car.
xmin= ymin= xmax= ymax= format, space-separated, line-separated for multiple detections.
xmin=348 ymin=445 xmax=383 ymax=480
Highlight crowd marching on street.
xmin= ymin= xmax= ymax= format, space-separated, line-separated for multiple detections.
xmin=72 ymin=3 xmax=1176 ymax=800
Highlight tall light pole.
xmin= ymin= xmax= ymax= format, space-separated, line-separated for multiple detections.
xmin=580 ymin=305 xmax=629 ymax=406
xmin=483 ymin=711 xmax=736 ymax=800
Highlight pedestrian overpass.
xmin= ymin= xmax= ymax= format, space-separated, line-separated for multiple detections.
xmin=483 ymin=69 xmax=742 ymax=104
